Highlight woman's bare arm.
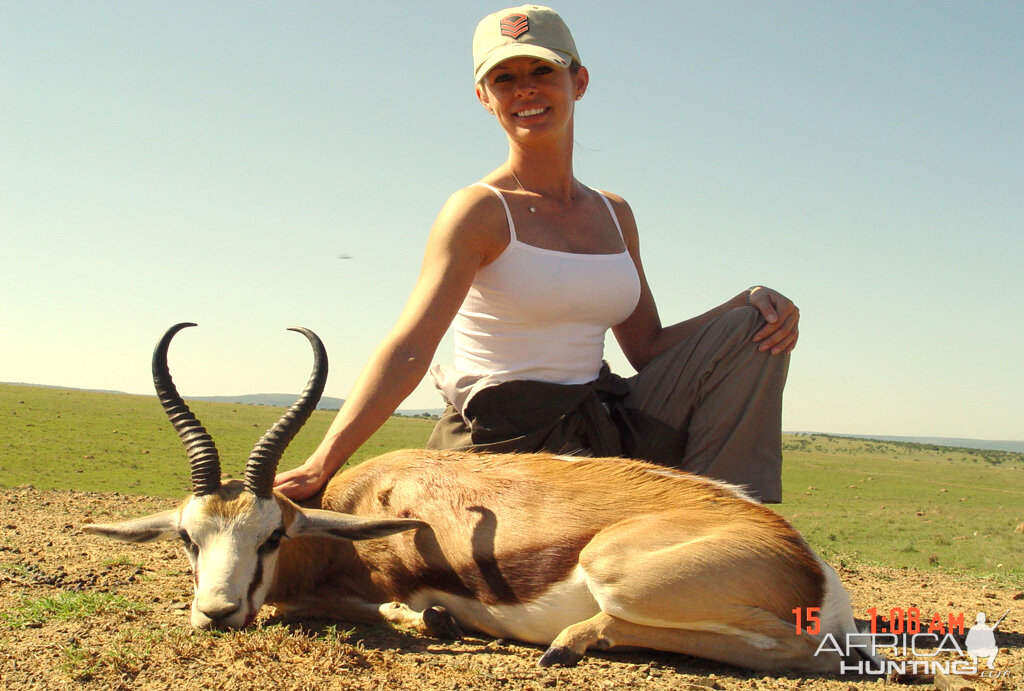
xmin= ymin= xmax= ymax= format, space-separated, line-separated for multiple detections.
xmin=274 ymin=187 xmax=506 ymax=499
xmin=606 ymin=193 xmax=798 ymax=372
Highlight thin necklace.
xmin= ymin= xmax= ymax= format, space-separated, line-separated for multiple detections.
xmin=508 ymin=169 xmax=537 ymax=213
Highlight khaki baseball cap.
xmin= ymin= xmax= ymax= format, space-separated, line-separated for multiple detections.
xmin=473 ymin=5 xmax=580 ymax=83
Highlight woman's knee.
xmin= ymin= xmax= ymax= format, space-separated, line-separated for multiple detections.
xmin=712 ymin=306 xmax=789 ymax=374
xmin=713 ymin=306 xmax=763 ymax=340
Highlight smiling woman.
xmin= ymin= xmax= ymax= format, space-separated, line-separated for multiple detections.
xmin=476 ymin=56 xmax=586 ymax=154
xmin=273 ymin=4 xmax=801 ymax=505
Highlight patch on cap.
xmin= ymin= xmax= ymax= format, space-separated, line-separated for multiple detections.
xmin=500 ymin=13 xmax=530 ymax=40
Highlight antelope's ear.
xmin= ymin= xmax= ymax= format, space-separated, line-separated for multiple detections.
xmin=82 ymin=509 xmax=180 ymax=543
xmin=292 ymin=508 xmax=427 ymax=541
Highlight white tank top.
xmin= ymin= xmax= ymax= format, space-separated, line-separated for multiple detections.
xmin=431 ymin=182 xmax=642 ymax=411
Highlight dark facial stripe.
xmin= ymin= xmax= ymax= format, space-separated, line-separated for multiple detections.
xmin=245 ymin=554 xmax=265 ymax=619
xmin=244 ymin=537 xmax=280 ymax=619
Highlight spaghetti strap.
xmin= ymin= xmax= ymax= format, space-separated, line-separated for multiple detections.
xmin=473 ymin=182 xmax=518 ymax=242
xmin=596 ymin=191 xmax=625 ymax=241
xmin=473 ymin=182 xmax=621 ymax=246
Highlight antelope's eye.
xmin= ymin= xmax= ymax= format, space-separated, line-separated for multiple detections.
xmin=178 ymin=530 xmax=198 ymax=554
xmin=258 ymin=528 xmax=286 ymax=555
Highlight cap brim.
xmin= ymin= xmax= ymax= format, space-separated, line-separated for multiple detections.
xmin=474 ymin=45 xmax=574 ymax=83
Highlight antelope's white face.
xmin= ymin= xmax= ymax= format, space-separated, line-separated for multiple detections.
xmin=84 ymin=323 xmax=424 ymax=628
xmin=84 ymin=480 xmax=425 ymax=630
xmin=178 ymin=483 xmax=288 ymax=629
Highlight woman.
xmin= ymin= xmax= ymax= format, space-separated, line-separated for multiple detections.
xmin=274 ymin=5 xmax=799 ymax=503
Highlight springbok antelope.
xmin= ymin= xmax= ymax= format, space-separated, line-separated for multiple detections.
xmin=85 ymin=323 xmax=873 ymax=672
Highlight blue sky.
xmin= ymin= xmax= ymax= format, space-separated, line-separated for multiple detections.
xmin=3 ymin=1 xmax=1022 ymax=440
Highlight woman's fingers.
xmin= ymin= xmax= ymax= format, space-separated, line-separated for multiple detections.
xmin=273 ymin=464 xmax=323 ymax=501
xmin=750 ymin=288 xmax=799 ymax=355
xmin=755 ymin=309 xmax=799 ymax=353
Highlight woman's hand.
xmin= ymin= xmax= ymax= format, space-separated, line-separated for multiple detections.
xmin=747 ymin=286 xmax=799 ymax=355
xmin=274 ymin=452 xmax=334 ymax=501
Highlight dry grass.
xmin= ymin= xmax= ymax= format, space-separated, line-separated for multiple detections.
xmin=2 ymin=486 xmax=1022 ymax=690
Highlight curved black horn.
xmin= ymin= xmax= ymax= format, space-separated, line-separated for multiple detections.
xmin=152 ymin=323 xmax=222 ymax=496
xmin=244 ymin=328 xmax=328 ymax=498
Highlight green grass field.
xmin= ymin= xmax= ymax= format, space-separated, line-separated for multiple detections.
xmin=3 ymin=383 xmax=1022 ymax=587
xmin=0 ymin=383 xmax=435 ymax=497
xmin=777 ymin=434 xmax=1023 ymax=586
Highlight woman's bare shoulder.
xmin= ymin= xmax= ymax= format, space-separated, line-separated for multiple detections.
xmin=593 ymin=188 xmax=632 ymax=210
xmin=442 ymin=182 xmax=506 ymax=221
xmin=594 ymin=188 xmax=639 ymax=240
xmin=429 ymin=183 xmax=511 ymax=261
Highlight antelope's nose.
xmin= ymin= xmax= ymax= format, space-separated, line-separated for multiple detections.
xmin=200 ymin=601 xmax=241 ymax=624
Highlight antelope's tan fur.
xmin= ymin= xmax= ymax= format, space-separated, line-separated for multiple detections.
xmin=87 ymin=449 xmax=861 ymax=672
xmin=83 ymin=323 xmax=872 ymax=672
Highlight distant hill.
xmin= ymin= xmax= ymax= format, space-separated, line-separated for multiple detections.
xmin=790 ymin=432 xmax=1024 ymax=455
xmin=190 ymin=394 xmax=443 ymax=417
xmin=191 ymin=393 xmax=348 ymax=410
xmin=188 ymin=394 xmax=446 ymax=417
xmin=1 ymin=383 xmax=443 ymax=417
xmin=852 ymin=434 xmax=1024 ymax=454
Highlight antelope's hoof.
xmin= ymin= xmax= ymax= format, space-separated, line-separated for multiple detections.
xmin=539 ymin=645 xmax=583 ymax=667
xmin=423 ymin=606 xmax=463 ymax=639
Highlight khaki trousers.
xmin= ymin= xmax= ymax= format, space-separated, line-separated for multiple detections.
xmin=622 ymin=306 xmax=788 ymax=503
xmin=426 ymin=306 xmax=788 ymax=503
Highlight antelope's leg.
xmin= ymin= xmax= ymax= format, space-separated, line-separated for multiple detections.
xmin=275 ymin=597 xmax=461 ymax=638
xmin=378 ymin=601 xmax=463 ymax=638
xmin=540 ymin=611 xmax=616 ymax=666
xmin=542 ymin=612 xmax=837 ymax=672
xmin=570 ymin=511 xmax=831 ymax=670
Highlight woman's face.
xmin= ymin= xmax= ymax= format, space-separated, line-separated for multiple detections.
xmin=476 ymin=57 xmax=588 ymax=138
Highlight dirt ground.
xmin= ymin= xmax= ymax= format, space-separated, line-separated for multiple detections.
xmin=1 ymin=486 xmax=1021 ymax=691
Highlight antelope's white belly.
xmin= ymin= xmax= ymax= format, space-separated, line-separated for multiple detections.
xmin=406 ymin=565 xmax=600 ymax=644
